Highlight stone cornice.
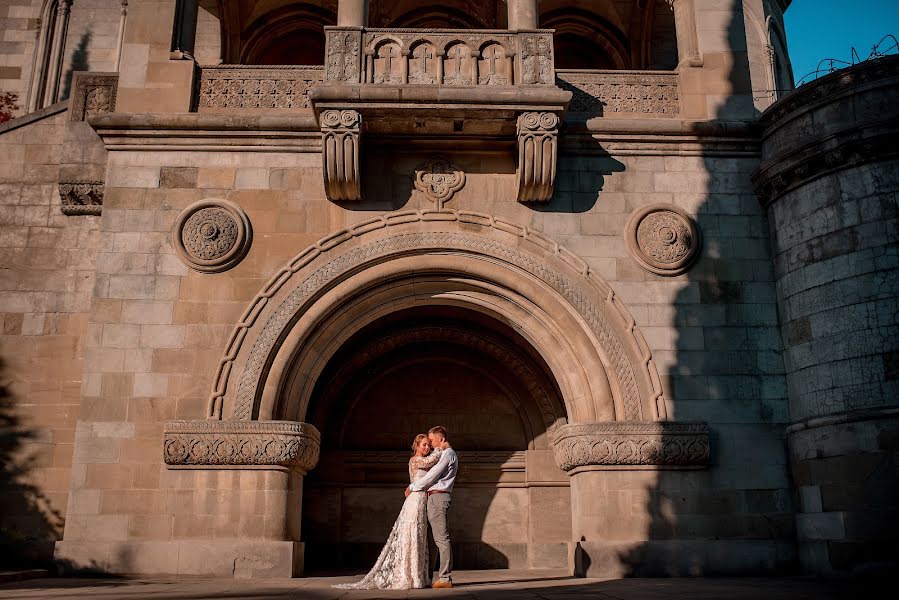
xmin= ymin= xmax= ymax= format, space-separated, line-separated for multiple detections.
xmin=550 ymin=421 xmax=710 ymax=471
xmin=163 ymin=420 xmax=321 ymax=473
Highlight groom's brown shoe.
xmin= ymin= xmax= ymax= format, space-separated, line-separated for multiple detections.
xmin=432 ymin=581 xmax=453 ymax=589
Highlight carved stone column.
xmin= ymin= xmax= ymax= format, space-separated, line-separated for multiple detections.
xmin=114 ymin=1 xmax=128 ymax=71
xmin=320 ymin=109 xmax=361 ymax=201
xmin=516 ymin=111 xmax=558 ymax=202
xmin=170 ymin=0 xmax=199 ymax=59
xmin=668 ymin=0 xmax=703 ymax=67
xmin=337 ymin=0 xmax=369 ymax=27
xmin=44 ymin=0 xmax=72 ymax=104
xmin=507 ymin=0 xmax=539 ymax=30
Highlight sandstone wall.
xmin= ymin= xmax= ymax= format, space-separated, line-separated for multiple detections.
xmin=0 ymin=104 xmax=98 ymax=564
xmin=755 ymin=55 xmax=899 ymax=575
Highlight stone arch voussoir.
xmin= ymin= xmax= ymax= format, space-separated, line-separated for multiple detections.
xmin=207 ymin=209 xmax=667 ymax=425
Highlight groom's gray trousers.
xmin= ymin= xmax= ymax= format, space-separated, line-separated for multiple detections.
xmin=427 ymin=492 xmax=452 ymax=582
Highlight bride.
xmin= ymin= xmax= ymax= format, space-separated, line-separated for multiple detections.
xmin=333 ymin=434 xmax=442 ymax=590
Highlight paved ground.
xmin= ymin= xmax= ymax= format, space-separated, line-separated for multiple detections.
xmin=0 ymin=569 xmax=872 ymax=599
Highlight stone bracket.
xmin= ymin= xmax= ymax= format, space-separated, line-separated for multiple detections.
xmin=320 ymin=109 xmax=361 ymax=201
xmin=516 ymin=111 xmax=559 ymax=202
xmin=550 ymin=421 xmax=710 ymax=471
xmin=163 ymin=420 xmax=321 ymax=474
xmin=58 ymin=181 xmax=104 ymax=216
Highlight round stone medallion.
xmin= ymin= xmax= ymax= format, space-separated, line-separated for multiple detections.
xmin=624 ymin=204 xmax=701 ymax=276
xmin=173 ymin=199 xmax=252 ymax=273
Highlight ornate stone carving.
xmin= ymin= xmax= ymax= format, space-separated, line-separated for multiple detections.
xmin=197 ymin=66 xmax=323 ymax=110
xmin=517 ymin=112 xmax=559 ymax=202
xmin=163 ymin=420 xmax=321 ymax=473
xmin=519 ymin=34 xmax=554 ymax=85
xmin=320 ymin=109 xmax=361 ymax=202
xmin=70 ymin=72 xmax=118 ymax=121
xmin=414 ymin=157 xmax=465 ymax=208
xmin=556 ymin=71 xmax=680 ymax=117
xmin=624 ymin=204 xmax=701 ymax=276
xmin=173 ymin=199 xmax=252 ymax=273
xmin=58 ymin=181 xmax=103 ymax=216
xmin=550 ymin=421 xmax=710 ymax=470
xmin=209 ymin=211 xmax=663 ymax=424
xmin=325 ymin=28 xmax=362 ymax=83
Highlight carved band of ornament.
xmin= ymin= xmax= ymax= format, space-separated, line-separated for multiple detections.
xmin=320 ymin=110 xmax=361 ymax=201
xmin=753 ymin=131 xmax=899 ymax=207
xmin=624 ymin=204 xmax=701 ymax=276
xmin=555 ymin=71 xmax=680 ymax=117
xmin=69 ymin=72 xmax=118 ymax=122
xmin=550 ymin=421 xmax=710 ymax=470
xmin=59 ymin=181 xmax=103 ymax=216
xmin=517 ymin=112 xmax=559 ymax=202
xmin=197 ymin=66 xmax=324 ymax=110
xmin=173 ymin=199 xmax=252 ymax=273
xmin=163 ymin=420 xmax=321 ymax=473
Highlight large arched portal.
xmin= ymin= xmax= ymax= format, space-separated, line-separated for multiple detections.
xmin=302 ymin=305 xmax=569 ymax=570
xmin=165 ymin=210 xmax=705 ymax=577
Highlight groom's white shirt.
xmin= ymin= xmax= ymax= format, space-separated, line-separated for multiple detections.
xmin=409 ymin=447 xmax=457 ymax=494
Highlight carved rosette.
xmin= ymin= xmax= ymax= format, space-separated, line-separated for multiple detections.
xmin=163 ymin=421 xmax=321 ymax=473
xmin=625 ymin=204 xmax=701 ymax=276
xmin=58 ymin=181 xmax=103 ymax=216
xmin=173 ymin=199 xmax=252 ymax=273
xmin=414 ymin=157 xmax=465 ymax=208
xmin=320 ymin=109 xmax=361 ymax=202
xmin=550 ymin=421 xmax=710 ymax=471
xmin=70 ymin=72 xmax=118 ymax=122
xmin=517 ymin=112 xmax=559 ymax=202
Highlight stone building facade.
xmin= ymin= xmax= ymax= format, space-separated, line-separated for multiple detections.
xmin=0 ymin=0 xmax=895 ymax=579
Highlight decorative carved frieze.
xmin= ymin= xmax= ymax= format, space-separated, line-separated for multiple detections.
xmin=173 ymin=199 xmax=252 ymax=273
xmin=414 ymin=157 xmax=465 ymax=208
xmin=624 ymin=204 xmax=701 ymax=276
xmin=58 ymin=181 xmax=103 ymax=216
xmin=320 ymin=109 xmax=361 ymax=201
xmin=517 ymin=112 xmax=559 ymax=202
xmin=326 ymin=28 xmax=555 ymax=87
xmin=556 ymin=71 xmax=680 ymax=117
xmin=70 ymin=72 xmax=118 ymax=122
xmin=197 ymin=66 xmax=323 ymax=110
xmin=550 ymin=421 xmax=710 ymax=470
xmin=163 ymin=420 xmax=321 ymax=473
xmin=325 ymin=27 xmax=363 ymax=83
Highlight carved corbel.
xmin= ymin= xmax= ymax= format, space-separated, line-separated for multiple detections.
xmin=516 ymin=111 xmax=559 ymax=202
xmin=320 ymin=109 xmax=361 ymax=201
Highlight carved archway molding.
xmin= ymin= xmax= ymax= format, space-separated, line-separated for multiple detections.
xmin=164 ymin=209 xmax=710 ymax=471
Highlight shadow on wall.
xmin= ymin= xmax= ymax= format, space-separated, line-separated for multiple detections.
xmin=613 ymin=1 xmax=794 ymax=577
xmin=0 ymin=357 xmax=64 ymax=568
xmin=62 ymin=30 xmax=92 ymax=102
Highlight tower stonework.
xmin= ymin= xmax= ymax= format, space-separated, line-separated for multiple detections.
xmin=0 ymin=0 xmax=895 ymax=579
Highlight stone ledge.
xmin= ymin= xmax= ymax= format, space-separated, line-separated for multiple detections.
xmin=550 ymin=421 xmax=710 ymax=471
xmin=163 ymin=420 xmax=320 ymax=473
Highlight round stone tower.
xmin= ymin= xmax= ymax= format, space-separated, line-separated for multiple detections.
xmin=754 ymin=55 xmax=899 ymax=575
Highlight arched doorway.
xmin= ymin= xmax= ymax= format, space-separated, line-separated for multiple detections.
xmin=301 ymin=305 xmax=569 ymax=571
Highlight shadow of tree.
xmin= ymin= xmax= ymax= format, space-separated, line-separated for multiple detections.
xmin=0 ymin=358 xmax=64 ymax=569
xmin=62 ymin=30 xmax=92 ymax=102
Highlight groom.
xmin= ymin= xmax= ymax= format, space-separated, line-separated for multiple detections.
xmin=405 ymin=425 xmax=458 ymax=588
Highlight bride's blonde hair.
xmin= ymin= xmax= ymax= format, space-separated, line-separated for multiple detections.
xmin=411 ymin=433 xmax=428 ymax=454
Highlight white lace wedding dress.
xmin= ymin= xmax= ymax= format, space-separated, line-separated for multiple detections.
xmin=333 ymin=449 xmax=442 ymax=590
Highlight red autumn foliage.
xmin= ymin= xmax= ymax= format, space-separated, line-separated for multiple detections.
xmin=0 ymin=91 xmax=20 ymax=124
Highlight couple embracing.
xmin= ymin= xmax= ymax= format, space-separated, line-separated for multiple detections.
xmin=335 ymin=426 xmax=459 ymax=590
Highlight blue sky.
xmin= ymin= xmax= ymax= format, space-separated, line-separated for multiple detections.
xmin=785 ymin=0 xmax=899 ymax=84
